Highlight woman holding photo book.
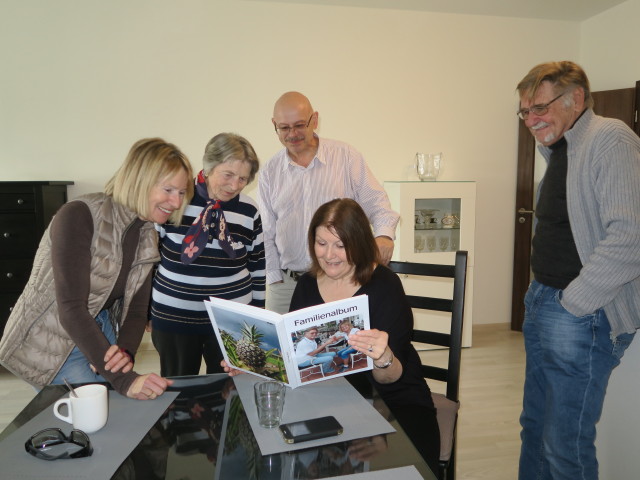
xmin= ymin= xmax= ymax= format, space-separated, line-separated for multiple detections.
xmin=288 ymin=198 xmax=439 ymax=472
xmin=223 ymin=198 xmax=440 ymax=472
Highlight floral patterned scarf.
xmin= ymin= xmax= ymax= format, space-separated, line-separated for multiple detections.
xmin=181 ymin=170 xmax=236 ymax=264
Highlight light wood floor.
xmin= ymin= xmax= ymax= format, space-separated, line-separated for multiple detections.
xmin=0 ymin=323 xmax=525 ymax=479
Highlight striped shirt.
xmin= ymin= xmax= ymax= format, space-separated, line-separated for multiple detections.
xmin=258 ymin=136 xmax=399 ymax=284
xmin=150 ymin=190 xmax=266 ymax=335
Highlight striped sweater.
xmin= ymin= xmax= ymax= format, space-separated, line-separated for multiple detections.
xmin=150 ymin=190 xmax=266 ymax=335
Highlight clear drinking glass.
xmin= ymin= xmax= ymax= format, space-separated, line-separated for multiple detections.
xmin=426 ymin=235 xmax=436 ymax=252
xmin=254 ymin=381 xmax=286 ymax=428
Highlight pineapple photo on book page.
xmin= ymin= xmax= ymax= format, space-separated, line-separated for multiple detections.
xmin=204 ymin=295 xmax=372 ymax=388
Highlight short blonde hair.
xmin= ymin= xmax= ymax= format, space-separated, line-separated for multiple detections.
xmin=104 ymin=138 xmax=194 ymax=224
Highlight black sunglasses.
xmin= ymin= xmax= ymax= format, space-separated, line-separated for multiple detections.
xmin=25 ymin=428 xmax=93 ymax=461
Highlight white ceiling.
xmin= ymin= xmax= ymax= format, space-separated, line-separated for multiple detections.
xmin=255 ymin=0 xmax=627 ymax=21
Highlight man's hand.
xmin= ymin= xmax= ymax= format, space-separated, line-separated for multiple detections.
xmin=375 ymin=236 xmax=394 ymax=265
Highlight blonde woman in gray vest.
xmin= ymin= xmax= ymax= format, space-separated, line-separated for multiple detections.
xmin=0 ymin=138 xmax=193 ymax=400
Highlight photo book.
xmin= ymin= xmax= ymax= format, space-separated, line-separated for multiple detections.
xmin=204 ymin=295 xmax=372 ymax=388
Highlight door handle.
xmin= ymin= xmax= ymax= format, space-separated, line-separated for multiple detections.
xmin=517 ymin=208 xmax=535 ymax=224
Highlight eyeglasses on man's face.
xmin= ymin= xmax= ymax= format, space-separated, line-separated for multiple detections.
xmin=517 ymin=92 xmax=566 ymax=120
xmin=273 ymin=113 xmax=314 ymax=135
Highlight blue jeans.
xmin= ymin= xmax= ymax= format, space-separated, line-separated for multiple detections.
xmin=336 ymin=346 xmax=357 ymax=360
xmin=51 ymin=310 xmax=116 ymax=385
xmin=519 ymin=280 xmax=635 ymax=480
xmin=298 ymin=352 xmax=336 ymax=373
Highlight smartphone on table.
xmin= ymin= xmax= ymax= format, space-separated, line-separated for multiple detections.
xmin=278 ymin=416 xmax=343 ymax=444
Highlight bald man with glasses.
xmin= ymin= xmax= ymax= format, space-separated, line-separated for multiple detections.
xmin=258 ymin=91 xmax=399 ymax=314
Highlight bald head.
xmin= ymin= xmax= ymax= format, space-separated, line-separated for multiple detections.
xmin=273 ymin=91 xmax=314 ymax=117
xmin=272 ymin=91 xmax=319 ymax=162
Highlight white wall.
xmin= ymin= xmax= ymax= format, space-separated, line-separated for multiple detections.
xmin=0 ymin=0 xmax=582 ymax=332
xmin=581 ymin=0 xmax=640 ymax=90
xmin=581 ymin=1 xmax=640 ymax=478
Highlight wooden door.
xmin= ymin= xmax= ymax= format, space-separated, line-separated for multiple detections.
xmin=510 ymin=120 xmax=536 ymax=331
xmin=510 ymin=83 xmax=639 ymax=331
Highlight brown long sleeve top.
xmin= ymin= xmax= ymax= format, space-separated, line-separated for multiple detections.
xmin=50 ymin=201 xmax=152 ymax=395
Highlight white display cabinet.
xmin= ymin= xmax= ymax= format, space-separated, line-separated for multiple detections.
xmin=384 ymin=181 xmax=476 ymax=347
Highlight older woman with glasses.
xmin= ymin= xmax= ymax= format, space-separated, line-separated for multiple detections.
xmin=150 ymin=132 xmax=265 ymax=377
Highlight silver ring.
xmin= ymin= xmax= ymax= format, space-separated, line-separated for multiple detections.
xmin=368 ymin=345 xmax=373 ymax=352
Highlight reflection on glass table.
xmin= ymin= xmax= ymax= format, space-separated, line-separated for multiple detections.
xmin=1 ymin=374 xmax=436 ymax=480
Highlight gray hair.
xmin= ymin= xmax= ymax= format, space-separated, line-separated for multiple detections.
xmin=202 ymin=133 xmax=259 ymax=183
xmin=517 ymin=60 xmax=593 ymax=109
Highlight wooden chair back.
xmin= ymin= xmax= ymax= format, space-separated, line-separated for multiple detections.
xmin=389 ymin=250 xmax=468 ymax=480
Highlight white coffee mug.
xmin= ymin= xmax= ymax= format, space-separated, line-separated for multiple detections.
xmin=53 ymin=384 xmax=109 ymax=433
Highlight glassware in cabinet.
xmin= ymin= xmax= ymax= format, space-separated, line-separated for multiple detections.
xmin=384 ymin=181 xmax=475 ymax=266
xmin=384 ymin=181 xmax=476 ymax=347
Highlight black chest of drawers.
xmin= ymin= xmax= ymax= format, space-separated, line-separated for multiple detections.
xmin=0 ymin=181 xmax=73 ymax=337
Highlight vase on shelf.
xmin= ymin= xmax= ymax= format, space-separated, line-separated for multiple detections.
xmin=415 ymin=152 xmax=442 ymax=181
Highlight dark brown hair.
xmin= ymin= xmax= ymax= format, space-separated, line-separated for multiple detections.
xmin=307 ymin=198 xmax=379 ymax=286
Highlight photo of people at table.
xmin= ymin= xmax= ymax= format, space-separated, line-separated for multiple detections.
xmin=293 ymin=315 xmax=368 ymax=382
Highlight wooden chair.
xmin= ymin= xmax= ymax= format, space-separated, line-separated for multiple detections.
xmin=389 ymin=250 xmax=468 ymax=480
